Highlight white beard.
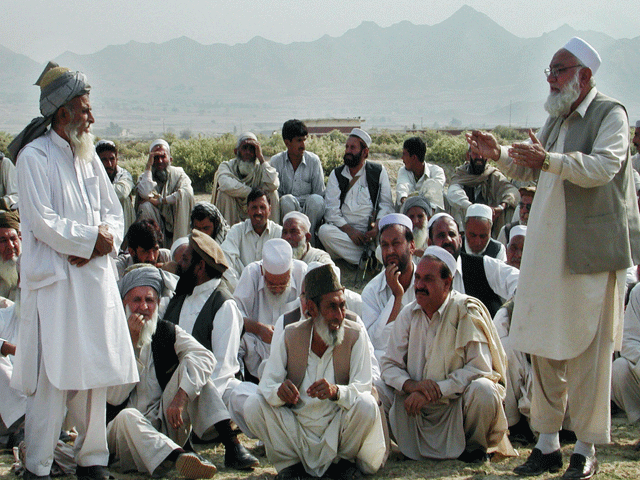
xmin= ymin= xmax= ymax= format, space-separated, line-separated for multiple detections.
xmin=290 ymin=239 xmax=308 ymax=261
xmin=413 ymin=225 xmax=429 ymax=250
xmin=237 ymin=158 xmax=257 ymax=177
xmin=313 ymin=314 xmax=345 ymax=347
xmin=65 ymin=121 xmax=96 ymax=164
xmin=0 ymin=257 xmax=19 ymax=291
xmin=263 ymin=284 xmax=292 ymax=322
xmin=544 ymin=71 xmax=581 ymax=117
xmin=125 ymin=305 xmax=158 ymax=348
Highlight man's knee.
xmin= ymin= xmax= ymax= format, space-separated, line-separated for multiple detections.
xmin=350 ymin=393 xmax=379 ymax=428
xmin=305 ymin=195 xmax=325 ymax=216
xmin=279 ymin=195 xmax=299 ymax=217
xmin=243 ymin=394 xmax=267 ymax=428
xmin=111 ymin=408 xmax=147 ymax=433
xmin=464 ymin=378 xmax=501 ymax=413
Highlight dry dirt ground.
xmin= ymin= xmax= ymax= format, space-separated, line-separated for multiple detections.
xmin=3 ymin=157 xmax=640 ymax=478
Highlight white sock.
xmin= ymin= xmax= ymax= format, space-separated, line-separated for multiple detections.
xmin=535 ymin=432 xmax=560 ymax=454
xmin=573 ymin=441 xmax=595 ymax=458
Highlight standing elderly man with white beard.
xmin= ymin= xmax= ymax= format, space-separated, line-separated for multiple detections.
xmin=8 ymin=62 xmax=138 ymax=480
xmin=468 ymin=37 xmax=640 ymax=479
xmin=0 ymin=210 xmax=21 ymax=301
xmin=212 ymin=132 xmax=280 ymax=225
xmin=137 ymin=139 xmax=195 ymax=246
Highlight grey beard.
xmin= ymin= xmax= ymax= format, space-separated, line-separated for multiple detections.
xmin=237 ymin=158 xmax=258 ymax=177
xmin=0 ymin=257 xmax=19 ymax=291
xmin=413 ymin=225 xmax=429 ymax=250
xmin=125 ymin=305 xmax=159 ymax=348
xmin=544 ymin=72 xmax=581 ymax=117
xmin=65 ymin=123 xmax=95 ymax=164
xmin=313 ymin=313 xmax=344 ymax=348
xmin=264 ymin=284 xmax=291 ymax=314
xmin=290 ymin=239 xmax=308 ymax=260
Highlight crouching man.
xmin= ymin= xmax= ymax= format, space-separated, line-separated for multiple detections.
xmin=245 ymin=264 xmax=386 ymax=480
xmin=381 ymin=246 xmax=511 ymax=462
xmin=107 ymin=266 xmax=254 ymax=478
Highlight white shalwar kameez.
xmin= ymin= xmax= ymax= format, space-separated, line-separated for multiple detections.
xmin=0 ymin=304 xmax=25 ymax=439
xmin=14 ymin=129 xmax=138 ymax=476
xmin=245 ymin=324 xmax=386 ymax=476
xmin=497 ymin=88 xmax=629 ymax=443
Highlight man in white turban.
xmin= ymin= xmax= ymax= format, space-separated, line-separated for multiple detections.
xmin=467 ymin=37 xmax=640 ymax=478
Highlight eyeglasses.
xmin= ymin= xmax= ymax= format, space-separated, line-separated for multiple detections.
xmin=544 ymin=65 xmax=582 ymax=79
xmin=519 ymin=202 xmax=532 ymax=211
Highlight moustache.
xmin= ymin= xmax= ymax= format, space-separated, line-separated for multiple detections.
xmin=415 ymin=288 xmax=429 ymax=296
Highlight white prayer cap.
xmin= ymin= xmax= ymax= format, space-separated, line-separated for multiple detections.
xmin=427 ymin=212 xmax=455 ymax=229
xmin=636 ymin=120 xmax=640 ymax=129
xmin=465 ymin=203 xmax=493 ymax=223
xmin=422 ymin=245 xmax=457 ymax=276
xmin=348 ymin=128 xmax=372 ymax=148
xmin=563 ymin=37 xmax=601 ymax=75
xmin=150 ymin=138 xmax=170 ymax=154
xmin=379 ymin=213 xmax=413 ymax=233
xmin=170 ymin=236 xmax=190 ymax=258
xmin=236 ymin=132 xmax=258 ymax=148
xmin=282 ymin=211 xmax=311 ymax=232
xmin=510 ymin=225 xmax=527 ymax=240
xmin=262 ymin=238 xmax=292 ymax=275
xmin=95 ymin=139 xmax=115 ymax=149
xmin=307 ymin=261 xmax=341 ymax=282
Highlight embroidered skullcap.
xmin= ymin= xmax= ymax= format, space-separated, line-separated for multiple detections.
xmin=119 ymin=265 xmax=164 ymax=298
xmin=510 ymin=225 xmax=527 ymax=240
xmin=236 ymin=132 xmax=258 ymax=148
xmin=307 ymin=261 xmax=341 ymax=282
xmin=427 ymin=212 xmax=455 ymax=229
xmin=282 ymin=211 xmax=311 ymax=232
xmin=262 ymin=238 xmax=292 ymax=275
xmin=170 ymin=236 xmax=189 ymax=258
xmin=379 ymin=213 xmax=413 ymax=233
xmin=304 ymin=264 xmax=343 ymax=300
xmin=465 ymin=203 xmax=493 ymax=223
xmin=402 ymin=196 xmax=433 ymax=217
xmin=149 ymin=139 xmax=170 ymax=154
xmin=0 ymin=210 xmax=20 ymax=231
xmin=189 ymin=229 xmax=229 ymax=274
xmin=422 ymin=245 xmax=457 ymax=276
xmin=348 ymin=128 xmax=371 ymax=148
xmin=562 ymin=37 xmax=601 ymax=75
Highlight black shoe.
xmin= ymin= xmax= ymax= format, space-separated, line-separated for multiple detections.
xmin=561 ymin=453 xmax=598 ymax=479
xmin=458 ymin=448 xmax=489 ymax=463
xmin=325 ymin=459 xmax=362 ymax=480
xmin=275 ymin=463 xmax=306 ymax=480
xmin=509 ymin=418 xmax=536 ymax=445
xmin=224 ymin=443 xmax=259 ymax=470
xmin=23 ymin=470 xmax=51 ymax=480
xmin=75 ymin=465 xmax=112 ymax=480
xmin=513 ymin=448 xmax=563 ymax=476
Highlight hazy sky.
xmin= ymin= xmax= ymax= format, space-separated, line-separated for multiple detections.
xmin=4 ymin=0 xmax=637 ymax=62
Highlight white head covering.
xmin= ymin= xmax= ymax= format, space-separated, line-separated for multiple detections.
xmin=282 ymin=211 xmax=311 ymax=233
xmin=236 ymin=132 xmax=258 ymax=148
xmin=150 ymin=138 xmax=170 ymax=154
xmin=262 ymin=238 xmax=292 ymax=275
xmin=465 ymin=203 xmax=493 ymax=223
xmin=422 ymin=245 xmax=457 ymax=276
xmin=379 ymin=213 xmax=413 ymax=232
xmin=427 ymin=212 xmax=455 ymax=229
xmin=170 ymin=236 xmax=190 ymax=258
xmin=563 ymin=37 xmax=601 ymax=75
xmin=95 ymin=139 xmax=115 ymax=149
xmin=348 ymin=128 xmax=372 ymax=148
xmin=509 ymin=225 xmax=527 ymax=240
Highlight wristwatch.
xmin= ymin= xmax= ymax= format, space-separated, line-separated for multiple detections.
xmin=541 ymin=152 xmax=551 ymax=171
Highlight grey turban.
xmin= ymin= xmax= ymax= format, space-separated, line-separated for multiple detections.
xmin=119 ymin=265 xmax=164 ymax=299
xmin=8 ymin=62 xmax=91 ymax=161
xmin=402 ymin=196 xmax=433 ymax=218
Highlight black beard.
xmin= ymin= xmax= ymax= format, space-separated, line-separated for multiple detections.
xmin=153 ymin=169 xmax=168 ymax=184
xmin=175 ymin=261 xmax=198 ymax=296
xmin=469 ymin=159 xmax=486 ymax=175
xmin=343 ymin=151 xmax=362 ymax=168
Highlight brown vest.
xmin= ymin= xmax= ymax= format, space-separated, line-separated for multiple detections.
xmin=537 ymin=92 xmax=640 ymax=273
xmin=283 ymin=318 xmax=360 ymax=389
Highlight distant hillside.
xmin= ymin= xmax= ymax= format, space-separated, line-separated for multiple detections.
xmin=1 ymin=5 xmax=638 ymax=137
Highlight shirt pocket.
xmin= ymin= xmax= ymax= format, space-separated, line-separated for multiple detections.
xmin=355 ymin=183 xmax=372 ymax=206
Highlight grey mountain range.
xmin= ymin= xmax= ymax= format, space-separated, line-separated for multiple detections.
xmin=1 ymin=5 xmax=638 ymax=137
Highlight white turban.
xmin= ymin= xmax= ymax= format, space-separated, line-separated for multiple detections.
xmin=262 ymin=238 xmax=292 ymax=275
xmin=563 ymin=37 xmax=601 ymax=75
